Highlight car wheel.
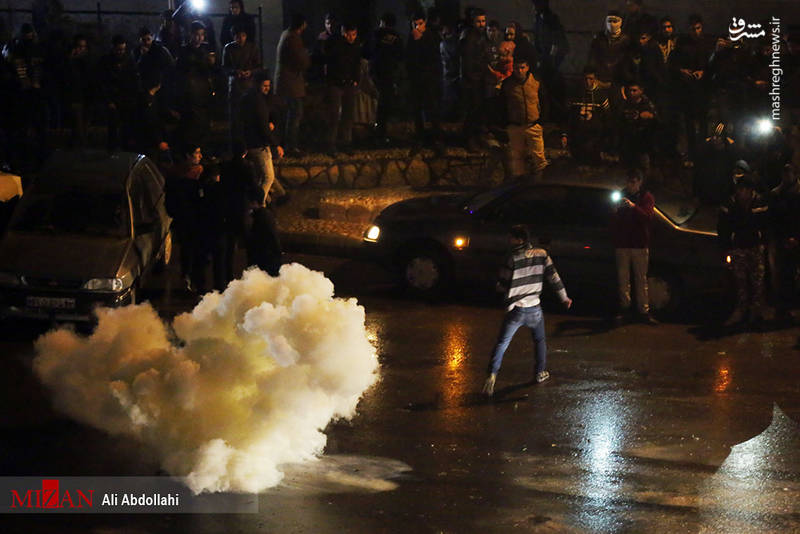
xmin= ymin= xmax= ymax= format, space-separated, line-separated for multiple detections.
xmin=401 ymin=247 xmax=451 ymax=296
xmin=155 ymin=231 xmax=172 ymax=273
xmin=648 ymin=272 xmax=682 ymax=312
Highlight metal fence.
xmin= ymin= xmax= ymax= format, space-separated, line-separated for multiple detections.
xmin=1 ymin=2 xmax=265 ymax=61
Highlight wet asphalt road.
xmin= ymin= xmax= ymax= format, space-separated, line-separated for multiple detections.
xmin=1 ymin=254 xmax=800 ymax=533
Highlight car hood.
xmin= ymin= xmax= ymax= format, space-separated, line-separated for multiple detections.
xmin=0 ymin=232 xmax=131 ymax=279
xmin=378 ymin=194 xmax=468 ymax=222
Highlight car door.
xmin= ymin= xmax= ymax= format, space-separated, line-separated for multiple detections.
xmin=141 ymin=160 xmax=170 ymax=233
xmin=548 ymin=187 xmax=617 ymax=289
xmin=466 ymin=185 xmax=570 ymax=286
xmin=129 ymin=167 xmax=159 ymax=271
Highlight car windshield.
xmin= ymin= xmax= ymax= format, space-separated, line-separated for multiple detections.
xmin=461 ymin=183 xmax=518 ymax=213
xmin=654 ymin=191 xmax=700 ymax=226
xmin=10 ymin=188 xmax=130 ymax=237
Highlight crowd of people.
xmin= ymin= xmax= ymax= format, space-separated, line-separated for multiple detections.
xmin=0 ymin=0 xmax=798 ymax=305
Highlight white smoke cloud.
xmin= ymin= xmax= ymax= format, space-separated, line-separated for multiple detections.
xmin=32 ymin=264 xmax=380 ymax=494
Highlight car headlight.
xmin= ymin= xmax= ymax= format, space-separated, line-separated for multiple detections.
xmin=83 ymin=278 xmax=126 ymax=291
xmin=0 ymin=272 xmax=21 ymax=287
xmin=364 ymin=225 xmax=381 ymax=242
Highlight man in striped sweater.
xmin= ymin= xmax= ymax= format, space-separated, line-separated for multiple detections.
xmin=483 ymin=225 xmax=572 ymax=396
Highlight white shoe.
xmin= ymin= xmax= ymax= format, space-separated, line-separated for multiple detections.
xmin=536 ymin=371 xmax=550 ymax=383
xmin=482 ymin=374 xmax=496 ymax=396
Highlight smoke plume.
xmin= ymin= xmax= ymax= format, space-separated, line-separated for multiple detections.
xmin=33 ymin=264 xmax=380 ymax=494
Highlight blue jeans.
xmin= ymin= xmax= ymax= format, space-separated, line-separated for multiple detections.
xmin=488 ymin=305 xmax=547 ymax=375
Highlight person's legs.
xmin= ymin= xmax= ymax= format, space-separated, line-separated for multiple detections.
xmin=727 ymin=248 xmax=749 ymax=324
xmin=339 ymin=85 xmax=357 ymax=146
xmin=285 ymin=96 xmax=304 ymax=151
xmin=524 ymin=306 xmax=547 ymax=375
xmin=616 ymin=248 xmax=632 ymax=312
xmin=749 ymin=245 xmax=768 ymax=320
xmin=488 ymin=307 xmax=524 ymax=375
xmin=631 ymin=247 xmax=650 ymax=314
xmin=507 ymin=125 xmax=526 ymax=177
xmin=326 ymin=85 xmax=343 ymax=151
xmin=527 ymin=123 xmax=547 ymax=177
xmin=262 ymin=147 xmax=276 ymax=199
xmin=246 ymin=147 xmax=269 ymax=202
xmin=375 ymin=80 xmax=393 ymax=137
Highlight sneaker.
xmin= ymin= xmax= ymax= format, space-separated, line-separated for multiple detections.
xmin=482 ymin=373 xmax=496 ymax=396
xmin=535 ymin=371 xmax=550 ymax=383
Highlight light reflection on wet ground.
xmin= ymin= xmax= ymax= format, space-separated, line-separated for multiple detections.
xmin=2 ymin=254 xmax=800 ymax=533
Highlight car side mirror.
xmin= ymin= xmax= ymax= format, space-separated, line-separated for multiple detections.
xmin=135 ymin=221 xmax=156 ymax=235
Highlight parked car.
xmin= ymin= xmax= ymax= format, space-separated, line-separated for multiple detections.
xmin=0 ymin=150 xmax=172 ymax=321
xmin=362 ymin=179 xmax=728 ymax=310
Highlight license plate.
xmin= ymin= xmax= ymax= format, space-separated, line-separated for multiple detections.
xmin=26 ymin=296 xmax=76 ymax=310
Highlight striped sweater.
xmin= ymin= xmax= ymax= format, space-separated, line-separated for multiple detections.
xmin=499 ymin=244 xmax=569 ymax=310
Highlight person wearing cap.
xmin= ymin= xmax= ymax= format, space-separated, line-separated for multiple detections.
xmin=482 ymin=224 xmax=572 ymax=396
xmin=611 ymin=169 xmax=658 ymax=325
xmin=718 ymin=170 xmax=770 ymax=327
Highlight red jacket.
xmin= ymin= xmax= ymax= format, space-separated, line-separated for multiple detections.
xmin=611 ymin=189 xmax=654 ymax=248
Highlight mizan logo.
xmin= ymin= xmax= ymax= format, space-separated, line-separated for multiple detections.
xmin=10 ymin=479 xmax=94 ymax=509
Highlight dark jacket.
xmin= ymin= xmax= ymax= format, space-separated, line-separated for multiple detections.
xmin=176 ymin=43 xmax=213 ymax=108
xmin=588 ymin=32 xmax=632 ymax=83
xmin=368 ymin=27 xmax=403 ymax=83
xmin=406 ymin=30 xmax=442 ymax=86
xmin=239 ymin=87 xmax=279 ymax=148
xmin=275 ymin=29 xmax=310 ymax=98
xmin=532 ymin=9 xmax=569 ymax=70
xmin=64 ymin=54 xmax=91 ymax=104
xmin=133 ymin=42 xmax=174 ymax=87
xmin=459 ymin=26 xmax=491 ymax=84
xmin=769 ymin=183 xmax=800 ymax=242
xmin=323 ymin=34 xmax=361 ymax=85
xmin=611 ymin=189 xmax=655 ymax=248
xmin=96 ymin=51 xmax=139 ymax=105
xmin=220 ymin=157 xmax=261 ymax=235
xmin=222 ymin=40 xmax=260 ymax=97
xmin=718 ymin=191 xmax=770 ymax=249
xmin=220 ymin=12 xmax=256 ymax=49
